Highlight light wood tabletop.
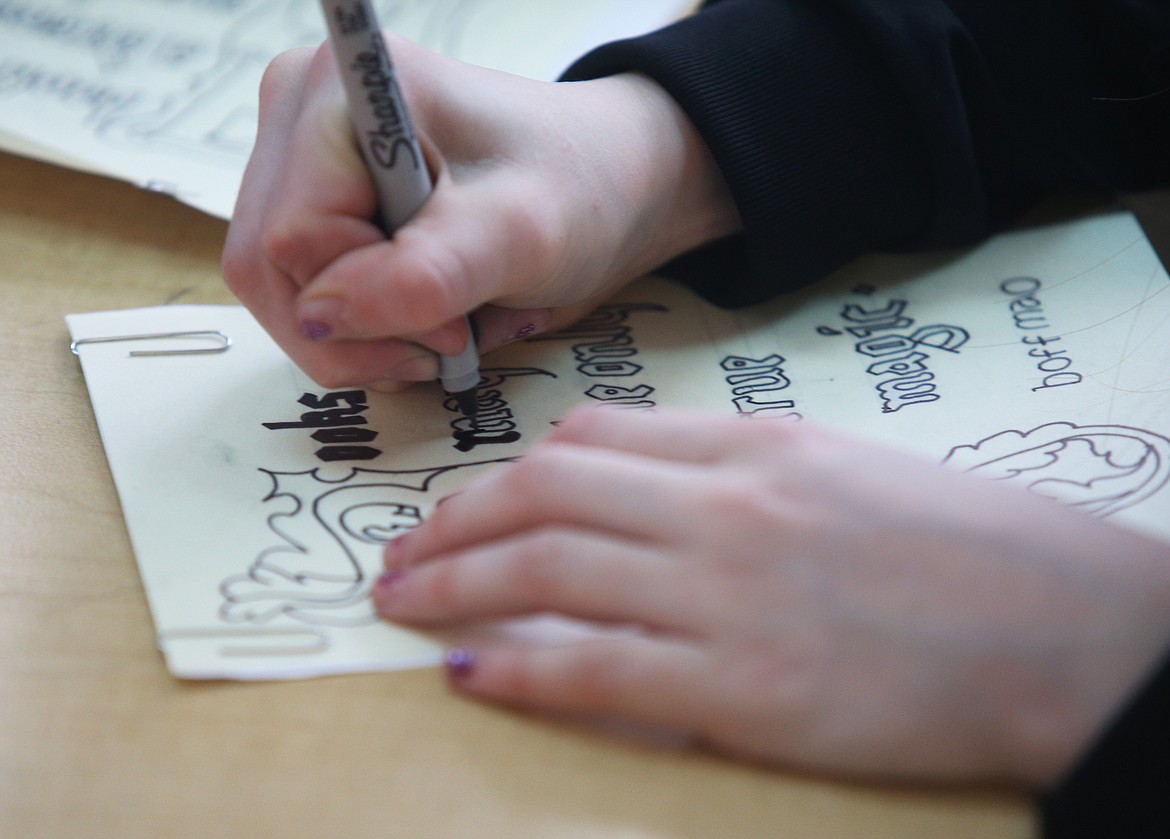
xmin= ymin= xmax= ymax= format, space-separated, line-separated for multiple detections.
xmin=13 ymin=150 xmax=1164 ymax=839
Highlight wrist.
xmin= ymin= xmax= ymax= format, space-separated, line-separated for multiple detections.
xmin=567 ymin=72 xmax=742 ymax=282
xmin=989 ymin=525 xmax=1170 ymax=787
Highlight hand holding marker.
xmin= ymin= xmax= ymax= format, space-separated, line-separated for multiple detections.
xmin=318 ymin=0 xmax=480 ymax=417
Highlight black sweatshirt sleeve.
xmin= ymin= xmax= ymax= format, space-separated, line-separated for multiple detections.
xmin=1040 ymin=651 xmax=1170 ymax=838
xmin=561 ymin=0 xmax=1170 ymax=306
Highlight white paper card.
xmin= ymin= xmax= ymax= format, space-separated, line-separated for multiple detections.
xmin=69 ymin=212 xmax=1170 ymax=680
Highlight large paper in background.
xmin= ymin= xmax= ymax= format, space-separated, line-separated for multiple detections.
xmin=69 ymin=211 xmax=1170 ymax=680
xmin=0 ymin=0 xmax=691 ymax=218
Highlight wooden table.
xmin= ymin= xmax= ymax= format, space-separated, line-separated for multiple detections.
xmin=17 ymin=149 xmax=1159 ymax=839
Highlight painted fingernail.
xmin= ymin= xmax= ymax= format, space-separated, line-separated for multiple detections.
xmin=301 ymin=319 xmax=332 ymax=340
xmin=376 ymin=570 xmax=408 ymax=594
xmin=298 ymin=298 xmax=346 ymax=340
xmin=512 ymin=323 xmax=537 ymax=342
xmin=505 ymin=308 xmax=551 ymax=344
xmin=445 ymin=648 xmax=476 ymax=680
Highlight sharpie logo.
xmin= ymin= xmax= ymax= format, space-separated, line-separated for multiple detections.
xmin=331 ymin=3 xmax=370 ymax=36
xmin=353 ymin=40 xmax=422 ymax=172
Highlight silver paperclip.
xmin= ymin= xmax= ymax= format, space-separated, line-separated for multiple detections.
xmin=70 ymin=330 xmax=232 ymax=357
xmin=158 ymin=626 xmax=330 ymax=657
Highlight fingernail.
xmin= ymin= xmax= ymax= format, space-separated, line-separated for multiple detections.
xmin=445 ymin=648 xmax=476 ymax=680
xmin=505 ymin=308 xmax=551 ymax=344
xmin=376 ymin=570 xmax=408 ymax=594
xmin=299 ymin=298 xmax=346 ymax=340
xmin=301 ymin=319 xmax=332 ymax=340
xmin=512 ymin=322 xmax=537 ymax=342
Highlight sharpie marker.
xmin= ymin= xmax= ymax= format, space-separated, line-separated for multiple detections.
xmin=319 ymin=0 xmax=480 ymax=417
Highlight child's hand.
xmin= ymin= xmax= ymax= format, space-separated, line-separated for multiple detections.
xmin=222 ymin=35 xmax=739 ymax=391
xmin=374 ymin=406 xmax=1170 ymax=787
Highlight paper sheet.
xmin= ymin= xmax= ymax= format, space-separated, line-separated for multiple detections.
xmin=68 ymin=277 xmax=747 ymax=679
xmin=69 ymin=211 xmax=1170 ymax=680
xmin=0 ymin=0 xmax=691 ymax=218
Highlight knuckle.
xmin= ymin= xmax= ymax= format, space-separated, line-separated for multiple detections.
xmin=259 ymin=217 xmax=308 ymax=276
xmin=258 ymin=48 xmax=306 ymax=102
xmin=498 ymin=179 xmax=563 ymax=276
xmin=700 ymin=479 xmax=771 ymax=522
xmin=220 ymin=242 xmax=258 ymax=297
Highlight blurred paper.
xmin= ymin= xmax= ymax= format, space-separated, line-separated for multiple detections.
xmin=0 ymin=0 xmax=691 ymax=218
xmin=68 ymin=212 xmax=1170 ymax=680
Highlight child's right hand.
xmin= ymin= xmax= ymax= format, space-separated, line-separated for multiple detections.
xmin=222 ymin=33 xmax=740 ymax=392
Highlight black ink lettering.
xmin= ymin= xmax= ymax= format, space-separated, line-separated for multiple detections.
xmin=315 ymin=445 xmax=381 ymax=462
xmin=312 ymin=427 xmax=380 ymax=445
xmin=262 ymin=409 xmax=368 ymax=430
xmin=263 ymin=390 xmax=382 ymax=462
xmin=298 ymin=390 xmax=367 ymax=410
xmin=999 ymin=278 xmax=1082 ymax=393
xmin=876 ymin=371 xmax=940 ymax=413
xmin=824 ymin=296 xmax=967 ymax=414
xmin=531 ymin=302 xmax=663 ymax=379
xmin=586 ymin=383 xmax=656 ymax=409
xmin=721 ymin=354 xmax=801 ymax=418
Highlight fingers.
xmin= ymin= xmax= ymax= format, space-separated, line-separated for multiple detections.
xmin=375 ymin=527 xmax=684 ymax=630
xmin=543 ymin=405 xmax=815 ymax=476
xmin=293 ymin=168 xmax=564 ymax=339
xmin=437 ymin=635 xmax=715 ymax=737
xmin=222 ymin=47 xmax=313 ymax=304
xmin=386 ymin=441 xmax=701 ymax=565
xmin=260 ymin=46 xmax=384 ymax=289
xmin=224 ymin=46 xmax=314 ymax=240
xmin=222 ymin=45 xmax=448 ymax=389
xmin=546 ymin=406 xmax=749 ymax=462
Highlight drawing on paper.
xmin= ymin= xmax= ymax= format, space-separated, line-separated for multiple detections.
xmin=943 ymin=422 xmax=1170 ymax=517
xmin=0 ymin=1 xmax=491 ymax=166
xmin=219 ymin=458 xmax=511 ymax=627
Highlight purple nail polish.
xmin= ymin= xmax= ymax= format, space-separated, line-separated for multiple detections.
xmin=301 ymin=319 xmax=332 ymax=341
xmin=376 ymin=570 xmax=408 ymax=592
xmin=445 ymin=648 xmax=476 ymax=679
xmin=512 ymin=323 xmax=537 ymax=342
